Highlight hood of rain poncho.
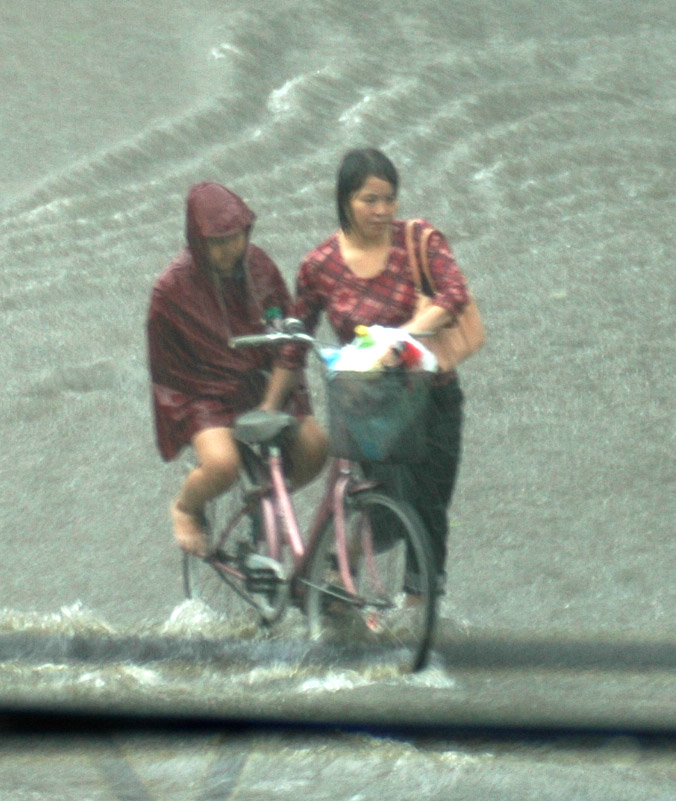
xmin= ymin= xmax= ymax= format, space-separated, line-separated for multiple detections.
xmin=186 ymin=182 xmax=256 ymax=276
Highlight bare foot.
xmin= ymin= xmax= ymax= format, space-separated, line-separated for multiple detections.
xmin=170 ymin=500 xmax=207 ymax=557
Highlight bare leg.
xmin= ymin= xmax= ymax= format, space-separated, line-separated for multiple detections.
xmin=172 ymin=427 xmax=241 ymax=556
xmin=287 ymin=415 xmax=329 ymax=489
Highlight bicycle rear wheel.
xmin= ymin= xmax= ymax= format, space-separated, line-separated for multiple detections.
xmin=305 ymin=491 xmax=436 ymax=672
xmin=182 ymin=496 xmax=288 ymax=631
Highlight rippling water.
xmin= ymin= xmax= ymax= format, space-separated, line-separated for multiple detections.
xmin=1 ymin=0 xmax=675 ymax=747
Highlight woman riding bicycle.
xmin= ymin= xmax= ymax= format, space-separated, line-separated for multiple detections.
xmin=295 ymin=148 xmax=471 ymax=596
xmin=147 ymin=182 xmax=327 ymax=558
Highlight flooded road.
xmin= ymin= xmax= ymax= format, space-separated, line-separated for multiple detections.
xmin=2 ymin=0 xmax=676 ymax=796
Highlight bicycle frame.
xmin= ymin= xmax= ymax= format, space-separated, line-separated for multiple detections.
xmin=201 ymin=318 xmax=391 ymax=617
xmin=206 ymin=446 xmax=368 ymax=609
xmin=182 ymin=319 xmax=436 ymax=669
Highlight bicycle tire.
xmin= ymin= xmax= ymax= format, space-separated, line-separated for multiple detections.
xmin=182 ymin=495 xmax=289 ymax=630
xmin=305 ymin=491 xmax=436 ymax=672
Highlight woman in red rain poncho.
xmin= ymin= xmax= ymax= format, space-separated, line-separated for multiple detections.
xmin=147 ymin=182 xmax=327 ymax=556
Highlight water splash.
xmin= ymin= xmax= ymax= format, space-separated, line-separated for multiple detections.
xmin=0 ymin=601 xmax=114 ymax=636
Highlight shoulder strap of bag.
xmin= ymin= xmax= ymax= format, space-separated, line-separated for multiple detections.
xmin=405 ymin=219 xmax=422 ymax=290
xmin=417 ymin=226 xmax=435 ymax=295
xmin=405 ymin=219 xmax=435 ymax=296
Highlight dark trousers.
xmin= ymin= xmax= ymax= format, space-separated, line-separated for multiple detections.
xmin=363 ymin=378 xmax=464 ymax=591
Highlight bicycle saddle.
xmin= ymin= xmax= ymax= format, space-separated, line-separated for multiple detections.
xmin=234 ymin=409 xmax=299 ymax=445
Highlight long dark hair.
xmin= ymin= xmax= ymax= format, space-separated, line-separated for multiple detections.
xmin=336 ymin=148 xmax=399 ymax=232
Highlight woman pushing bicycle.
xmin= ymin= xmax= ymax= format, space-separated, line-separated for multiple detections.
xmin=296 ymin=148 xmax=482 ymax=596
xmin=147 ymin=182 xmax=327 ymax=558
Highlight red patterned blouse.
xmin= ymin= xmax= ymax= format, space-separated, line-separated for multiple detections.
xmin=295 ymin=219 xmax=469 ymax=349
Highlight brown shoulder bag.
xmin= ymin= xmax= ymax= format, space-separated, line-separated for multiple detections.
xmin=405 ymin=219 xmax=485 ymax=372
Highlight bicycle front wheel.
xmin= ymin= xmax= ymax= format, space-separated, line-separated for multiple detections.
xmin=305 ymin=491 xmax=436 ymax=672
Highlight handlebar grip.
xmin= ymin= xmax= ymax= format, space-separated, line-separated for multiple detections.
xmin=230 ymin=334 xmax=277 ymax=349
xmin=230 ymin=320 xmax=314 ymax=350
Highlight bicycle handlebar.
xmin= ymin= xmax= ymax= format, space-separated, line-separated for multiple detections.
xmin=230 ymin=318 xmax=319 ymax=353
xmin=231 ymin=317 xmax=434 ymax=366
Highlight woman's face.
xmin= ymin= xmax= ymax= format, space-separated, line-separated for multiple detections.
xmin=346 ymin=176 xmax=398 ymax=241
xmin=205 ymin=230 xmax=248 ymax=276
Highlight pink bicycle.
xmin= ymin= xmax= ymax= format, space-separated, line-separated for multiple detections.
xmin=182 ymin=319 xmax=436 ymax=671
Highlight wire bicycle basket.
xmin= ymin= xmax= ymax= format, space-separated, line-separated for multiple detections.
xmin=326 ymin=369 xmax=432 ymax=463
